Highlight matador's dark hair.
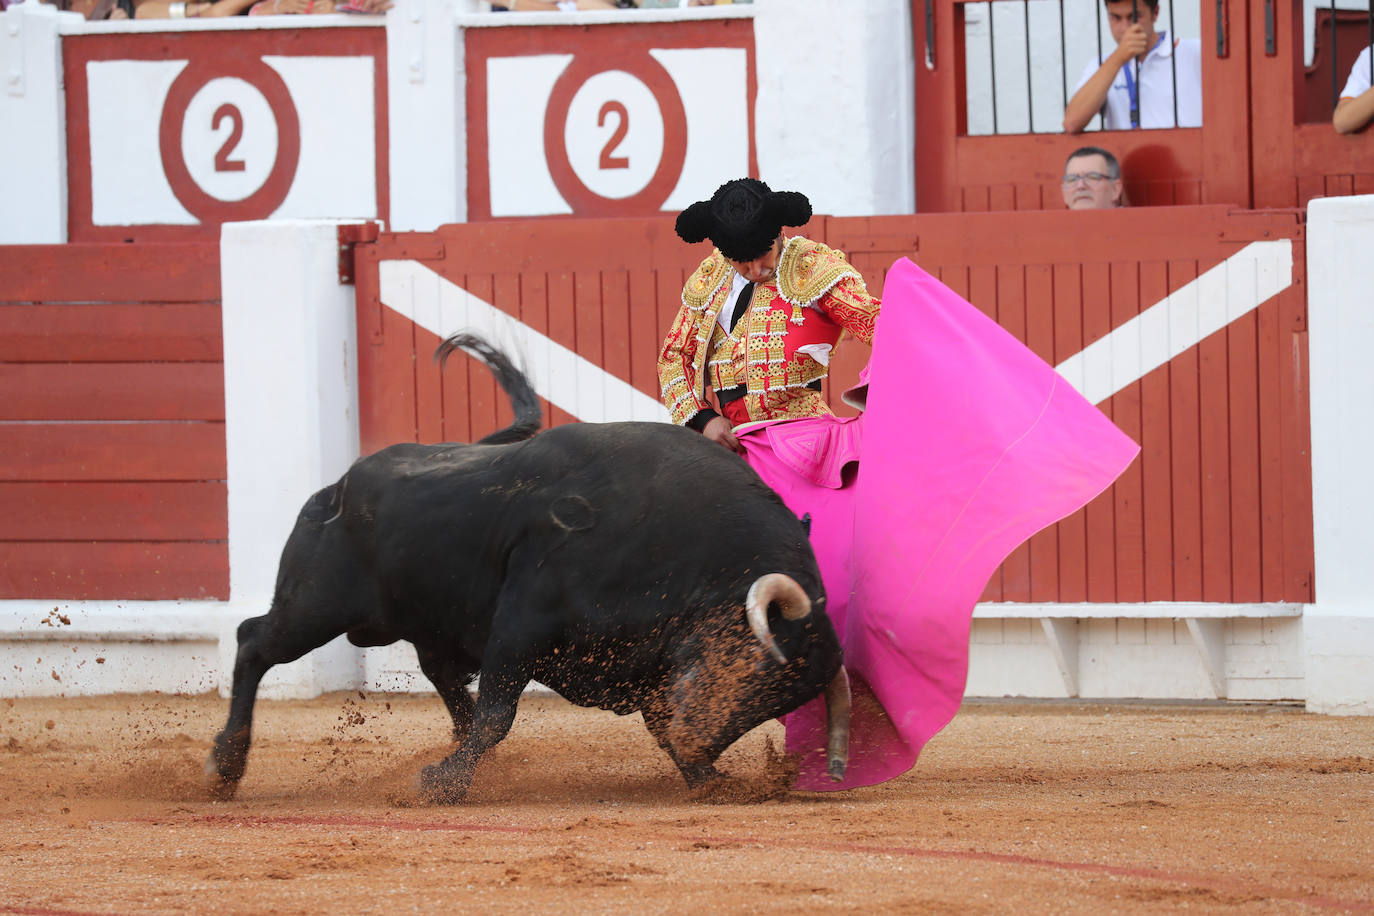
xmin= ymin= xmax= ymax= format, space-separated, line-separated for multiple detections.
xmin=675 ymin=178 xmax=812 ymax=262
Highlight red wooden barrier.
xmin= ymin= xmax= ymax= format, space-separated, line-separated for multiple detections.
xmin=351 ymin=206 xmax=1313 ymax=606
xmin=0 ymin=244 xmax=227 ymax=600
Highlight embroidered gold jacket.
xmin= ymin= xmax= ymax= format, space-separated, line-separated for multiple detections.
xmin=658 ymin=236 xmax=880 ymax=426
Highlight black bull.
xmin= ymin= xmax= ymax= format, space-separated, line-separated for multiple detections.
xmin=207 ymin=334 xmax=851 ymax=802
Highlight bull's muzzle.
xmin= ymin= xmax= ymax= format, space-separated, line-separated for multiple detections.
xmin=745 ymin=573 xmax=811 ymax=665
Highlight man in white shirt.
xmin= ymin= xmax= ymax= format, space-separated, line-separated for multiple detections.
xmin=1333 ymin=45 xmax=1374 ymax=134
xmin=1063 ymin=0 xmax=1202 ymax=133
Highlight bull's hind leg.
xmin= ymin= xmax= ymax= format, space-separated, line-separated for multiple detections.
xmin=206 ymin=611 xmax=347 ymax=800
xmin=417 ymin=665 xmax=528 ymax=803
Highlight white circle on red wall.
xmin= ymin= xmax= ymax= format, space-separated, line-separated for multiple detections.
xmin=563 ymin=70 xmax=664 ymax=201
xmin=180 ymin=77 xmax=278 ymax=203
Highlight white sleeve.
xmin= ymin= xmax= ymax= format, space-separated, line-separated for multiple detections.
xmin=1341 ymin=46 xmax=1373 ymax=100
xmin=1072 ymin=56 xmax=1101 ymax=96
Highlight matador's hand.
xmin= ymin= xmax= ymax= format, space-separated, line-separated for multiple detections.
xmin=702 ymin=416 xmax=745 ymax=455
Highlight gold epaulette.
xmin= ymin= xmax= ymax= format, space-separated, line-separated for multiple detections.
xmin=682 ymin=250 xmax=732 ymax=311
xmin=776 ymin=237 xmax=865 ymax=324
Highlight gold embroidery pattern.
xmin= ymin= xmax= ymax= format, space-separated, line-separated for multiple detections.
xmin=682 ymin=251 xmax=731 ymax=312
xmin=776 ymin=237 xmax=865 ymax=325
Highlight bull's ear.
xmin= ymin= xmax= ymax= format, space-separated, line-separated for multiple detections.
xmin=675 ymin=201 xmax=714 ymax=244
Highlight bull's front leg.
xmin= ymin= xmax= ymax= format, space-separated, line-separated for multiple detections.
xmin=205 ymin=615 xmax=274 ymax=800
xmin=642 ymin=696 xmax=724 ymax=788
xmin=417 ymin=666 xmax=527 ymax=803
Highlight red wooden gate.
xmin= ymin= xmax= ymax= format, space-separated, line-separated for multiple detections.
xmin=351 ymin=205 xmax=1312 ymax=605
xmin=0 ymin=244 xmax=227 ymax=600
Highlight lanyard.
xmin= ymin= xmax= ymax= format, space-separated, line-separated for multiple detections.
xmin=1122 ymin=31 xmax=1167 ymax=129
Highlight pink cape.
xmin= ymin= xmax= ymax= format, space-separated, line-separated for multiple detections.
xmin=738 ymin=258 xmax=1140 ymax=791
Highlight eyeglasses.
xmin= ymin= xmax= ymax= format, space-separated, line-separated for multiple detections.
xmin=1061 ymin=172 xmax=1115 ymax=187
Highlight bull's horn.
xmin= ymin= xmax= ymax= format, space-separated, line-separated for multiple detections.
xmin=824 ymin=666 xmax=851 ymax=782
xmin=745 ymin=573 xmax=812 ymax=665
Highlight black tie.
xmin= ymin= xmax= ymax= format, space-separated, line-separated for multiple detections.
xmin=729 ymin=281 xmax=754 ymax=333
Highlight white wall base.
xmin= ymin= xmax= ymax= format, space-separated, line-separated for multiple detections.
xmin=1303 ymin=616 xmax=1374 ymax=715
xmin=967 ymin=615 xmax=1305 ymax=701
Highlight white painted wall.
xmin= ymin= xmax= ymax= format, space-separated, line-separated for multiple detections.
xmin=1305 ymin=194 xmax=1374 ymax=715
xmin=753 ymin=0 xmax=915 ymax=215
xmin=0 ymin=2 xmax=70 ymax=243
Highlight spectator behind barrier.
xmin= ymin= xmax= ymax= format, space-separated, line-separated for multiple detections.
xmin=1064 ymin=0 xmax=1202 ymax=133
xmin=1061 ymin=146 xmax=1125 ymax=209
xmin=491 ymin=1 xmax=632 ymax=9
xmin=34 ymin=0 xmax=134 ymax=18
xmin=1333 ymin=44 xmax=1374 ymax=134
xmin=490 ymin=0 xmax=749 ymax=8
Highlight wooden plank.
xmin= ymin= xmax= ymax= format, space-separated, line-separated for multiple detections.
xmin=0 ymin=303 xmax=222 ymax=362
xmin=1138 ymin=259 xmax=1174 ymax=601
xmin=1013 ymin=183 xmax=1043 ymax=211
xmin=0 ymin=420 xmax=223 ymax=480
xmin=1255 ymin=285 xmax=1286 ymax=601
xmin=490 ymin=272 xmax=522 ymax=433
xmin=1025 ymin=263 xmax=1059 ymax=600
xmin=573 ymin=270 xmax=605 ymax=423
xmin=966 ymin=264 xmax=1000 ymax=599
xmin=0 ymin=244 xmax=220 ymax=303
xmin=1198 ymin=311 xmax=1233 ymax=601
xmin=1168 ymin=259 xmax=1204 ymax=600
xmin=1053 ymin=263 xmax=1086 ymax=603
xmin=517 ymin=270 xmax=558 ymax=431
xmin=414 ymin=323 xmax=447 ymax=445
xmin=464 ymin=273 xmax=500 ymax=440
xmin=0 ymin=542 xmax=228 ymax=601
xmin=1108 ymin=260 xmax=1145 ymax=604
xmin=628 ymin=269 xmax=660 ymax=402
xmin=1081 ymin=261 xmax=1117 ymax=602
xmin=1277 ymin=282 xmax=1315 ymax=602
xmin=988 ymin=184 xmax=1015 ymax=212
xmin=0 ymin=363 xmax=223 ymax=421
xmin=0 ymin=423 xmax=224 ymax=481
xmin=601 ymin=270 xmax=632 ymax=420
xmin=1227 ymin=308 xmax=1263 ymax=602
xmin=996 ymin=263 xmax=1029 ymax=602
xmin=372 ymin=299 xmax=421 ymax=448
xmin=547 ymin=271 xmax=577 ymax=429
xmin=0 ymin=482 xmax=226 ymax=540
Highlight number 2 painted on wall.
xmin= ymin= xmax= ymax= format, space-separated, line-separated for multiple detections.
xmin=597 ymin=100 xmax=630 ymax=170
xmin=213 ymin=103 xmax=247 ymax=173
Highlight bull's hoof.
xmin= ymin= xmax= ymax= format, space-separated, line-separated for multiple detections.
xmin=204 ymin=760 xmax=240 ymax=802
xmin=416 ymin=763 xmax=468 ymax=804
xmin=203 ymin=746 xmax=247 ymax=801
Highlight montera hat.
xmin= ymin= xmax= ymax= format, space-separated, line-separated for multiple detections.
xmin=674 ymin=178 xmax=812 ymax=262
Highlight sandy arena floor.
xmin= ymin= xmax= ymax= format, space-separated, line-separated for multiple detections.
xmin=0 ymin=690 xmax=1371 ymax=914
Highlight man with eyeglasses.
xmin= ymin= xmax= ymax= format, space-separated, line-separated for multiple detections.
xmin=1063 ymin=0 xmax=1201 ymax=133
xmin=1061 ymin=146 xmax=1124 ymax=209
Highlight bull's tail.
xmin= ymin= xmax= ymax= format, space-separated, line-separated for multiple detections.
xmin=435 ymin=333 xmax=543 ymax=445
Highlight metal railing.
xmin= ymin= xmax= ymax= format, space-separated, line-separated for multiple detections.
xmin=962 ymin=0 xmax=1198 ymax=135
xmin=1319 ymin=0 xmax=1373 ymax=115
